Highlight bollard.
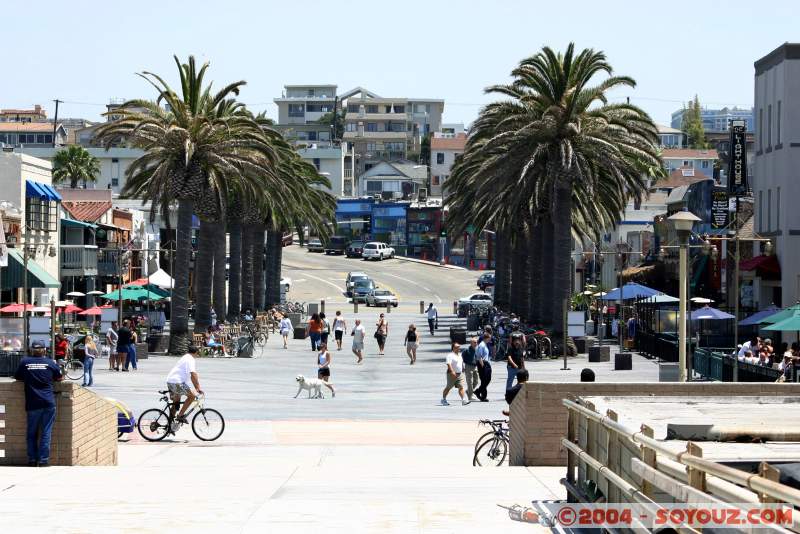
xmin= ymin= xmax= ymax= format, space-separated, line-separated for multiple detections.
xmin=419 ymin=300 xmax=424 ymax=314
xmin=353 ymin=300 xmax=358 ymax=314
xmin=453 ymin=301 xmax=458 ymax=315
xmin=320 ymin=299 xmax=325 ymax=314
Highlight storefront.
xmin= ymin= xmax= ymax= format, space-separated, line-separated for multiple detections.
xmin=372 ymin=203 xmax=409 ymax=255
xmin=406 ymin=206 xmax=442 ymax=261
xmin=335 ymin=199 xmax=374 ymax=241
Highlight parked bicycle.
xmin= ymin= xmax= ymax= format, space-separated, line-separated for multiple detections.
xmin=58 ymin=357 xmax=84 ymax=381
xmin=473 ymin=419 xmax=510 ymax=466
xmin=137 ymin=390 xmax=225 ymax=442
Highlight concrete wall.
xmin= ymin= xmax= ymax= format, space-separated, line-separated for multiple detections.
xmin=509 ymin=382 xmax=800 ymax=466
xmin=0 ymin=381 xmax=118 ymax=465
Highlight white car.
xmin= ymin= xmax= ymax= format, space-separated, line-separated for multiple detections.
xmin=458 ymin=292 xmax=493 ymax=306
xmin=366 ymin=289 xmax=399 ymax=307
xmin=362 ymin=242 xmax=395 ymax=261
xmin=280 ymin=277 xmax=292 ymax=293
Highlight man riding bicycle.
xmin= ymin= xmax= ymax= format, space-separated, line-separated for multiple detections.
xmin=165 ymin=345 xmax=204 ymax=423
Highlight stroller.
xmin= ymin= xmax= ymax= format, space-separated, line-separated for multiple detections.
xmin=106 ymin=397 xmax=136 ymax=439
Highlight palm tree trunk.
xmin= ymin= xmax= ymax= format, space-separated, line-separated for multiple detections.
xmin=193 ymin=220 xmax=214 ymax=333
xmin=510 ymin=234 xmax=528 ymax=316
xmin=539 ymin=217 xmax=555 ymax=329
xmin=253 ymin=223 xmax=265 ymax=310
xmin=168 ymin=199 xmax=193 ymax=354
xmin=551 ymin=180 xmax=573 ymax=337
xmin=227 ymin=220 xmax=242 ymax=321
xmin=528 ymin=222 xmax=543 ymax=324
xmin=494 ymin=231 xmax=510 ymax=310
xmin=265 ymin=229 xmax=283 ymax=307
xmin=241 ymin=225 xmax=254 ymax=312
xmin=212 ymin=222 xmax=227 ymax=320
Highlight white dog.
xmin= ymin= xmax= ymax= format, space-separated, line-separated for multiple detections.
xmin=294 ymin=374 xmax=325 ymax=399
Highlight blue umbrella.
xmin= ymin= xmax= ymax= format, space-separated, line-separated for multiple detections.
xmin=600 ymin=282 xmax=660 ymax=301
xmin=690 ymin=306 xmax=735 ymax=321
xmin=738 ymin=305 xmax=782 ymax=326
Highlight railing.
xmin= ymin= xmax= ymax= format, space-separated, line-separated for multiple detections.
xmin=98 ymin=249 xmax=118 ymax=277
xmin=693 ymin=348 xmax=791 ymax=382
xmin=60 ymin=244 xmax=98 ymax=275
xmin=344 ymin=169 xmax=353 ymax=178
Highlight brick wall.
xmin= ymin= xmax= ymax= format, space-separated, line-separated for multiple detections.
xmin=0 ymin=381 xmax=118 ymax=465
xmin=509 ymin=382 xmax=800 ymax=467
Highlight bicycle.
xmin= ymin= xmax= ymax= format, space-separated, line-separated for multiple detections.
xmin=473 ymin=419 xmax=510 ymax=466
xmin=137 ymin=390 xmax=225 ymax=442
xmin=58 ymin=357 xmax=84 ymax=381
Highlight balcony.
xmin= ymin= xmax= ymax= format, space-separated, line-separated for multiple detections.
xmin=60 ymin=245 xmax=98 ymax=277
xmin=98 ymin=249 xmax=119 ymax=277
xmin=343 ymin=131 xmax=408 ymax=140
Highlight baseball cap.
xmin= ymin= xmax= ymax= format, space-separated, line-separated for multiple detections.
xmin=31 ymin=340 xmax=45 ymax=349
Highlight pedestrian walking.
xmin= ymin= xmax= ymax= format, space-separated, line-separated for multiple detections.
xmin=461 ymin=337 xmax=480 ymax=401
xmin=106 ymin=322 xmax=118 ymax=370
xmin=317 ymin=342 xmax=336 ymax=397
xmin=404 ymin=324 xmax=420 ymax=365
xmin=306 ymin=313 xmax=323 ymax=351
xmin=83 ymin=337 xmax=98 ymax=387
xmin=502 ymin=369 xmax=529 ymax=416
xmin=505 ymin=333 xmax=526 ymax=391
xmin=279 ymin=314 xmax=293 ymax=349
xmin=14 ymin=340 xmax=63 ymax=467
xmin=319 ymin=312 xmax=330 ymax=347
xmin=53 ymin=334 xmax=69 ymax=363
xmin=474 ymin=333 xmax=492 ymax=402
xmin=374 ymin=313 xmax=388 ymax=355
xmin=426 ymin=302 xmax=438 ymax=335
xmin=116 ymin=320 xmax=132 ymax=372
xmin=332 ymin=311 xmax=347 ymax=351
xmin=441 ymin=342 xmax=469 ymax=406
xmin=351 ymin=319 xmax=366 ymax=364
xmin=125 ymin=328 xmax=138 ymax=371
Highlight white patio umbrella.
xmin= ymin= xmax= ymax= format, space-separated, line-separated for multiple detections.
xmin=86 ymin=290 xmax=105 ymax=296
xmin=691 ymin=297 xmax=714 ymax=304
xmin=66 ymin=291 xmax=85 ymax=297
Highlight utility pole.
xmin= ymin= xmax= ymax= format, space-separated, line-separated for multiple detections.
xmin=52 ymin=99 xmax=62 ymax=148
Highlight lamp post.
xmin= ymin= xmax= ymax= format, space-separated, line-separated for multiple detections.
xmin=667 ymin=210 xmax=701 ymax=382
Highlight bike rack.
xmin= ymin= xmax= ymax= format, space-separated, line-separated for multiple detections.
xmin=540 ymin=336 xmax=553 ymax=359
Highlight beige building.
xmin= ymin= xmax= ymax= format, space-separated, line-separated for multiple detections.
xmin=0 ymin=104 xmax=47 ymax=122
xmin=430 ymin=124 xmax=466 ymax=197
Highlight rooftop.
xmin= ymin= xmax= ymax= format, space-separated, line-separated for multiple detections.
xmin=655 ymin=167 xmax=713 ymax=189
xmin=0 ymin=122 xmax=61 ymax=133
xmin=755 ymin=42 xmax=800 ymax=75
xmin=431 ymin=133 xmax=467 ymax=151
xmin=62 ymin=201 xmax=112 ymax=223
xmin=661 ymin=148 xmax=719 ymax=159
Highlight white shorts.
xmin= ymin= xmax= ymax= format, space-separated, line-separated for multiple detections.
xmin=352 ymin=341 xmax=364 ymax=351
xmin=280 ymin=329 xmax=290 ymax=336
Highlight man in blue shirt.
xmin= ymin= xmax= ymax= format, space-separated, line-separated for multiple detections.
xmin=474 ymin=333 xmax=492 ymax=402
xmin=14 ymin=340 xmax=63 ymax=467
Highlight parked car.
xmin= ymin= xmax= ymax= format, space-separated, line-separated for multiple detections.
xmin=280 ymin=277 xmax=292 ymax=292
xmin=362 ymin=242 xmax=395 ymax=261
xmin=458 ymin=292 xmax=494 ymax=306
xmin=351 ymin=279 xmax=376 ymax=303
xmin=366 ymin=289 xmax=398 ymax=307
xmin=324 ymin=236 xmax=349 ymax=255
xmin=307 ymin=238 xmax=324 ymax=253
xmin=346 ymin=240 xmax=365 ymax=258
xmin=282 ymin=233 xmax=293 ymax=246
xmin=346 ymin=272 xmax=369 ymax=297
xmin=477 ymin=272 xmax=495 ymax=291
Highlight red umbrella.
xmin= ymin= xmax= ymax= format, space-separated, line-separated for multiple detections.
xmin=127 ymin=278 xmax=149 ymax=286
xmin=78 ymin=306 xmax=103 ymax=316
xmin=60 ymin=304 xmax=83 ymax=314
xmin=0 ymin=303 xmax=34 ymax=313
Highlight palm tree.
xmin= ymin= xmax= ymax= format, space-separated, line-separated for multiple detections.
xmin=95 ymin=55 xmax=281 ymax=353
xmin=447 ymin=44 xmax=660 ymax=339
xmin=52 ymin=145 xmax=100 ymax=188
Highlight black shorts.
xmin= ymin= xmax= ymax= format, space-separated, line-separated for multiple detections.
xmin=318 ymin=367 xmax=331 ymax=378
xmin=335 ymin=330 xmax=343 ymax=341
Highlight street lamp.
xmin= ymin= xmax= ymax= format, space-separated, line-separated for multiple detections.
xmin=667 ymin=210 xmax=701 ymax=382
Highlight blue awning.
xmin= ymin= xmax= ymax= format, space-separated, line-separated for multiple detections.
xmin=61 ymin=218 xmax=97 ymax=229
xmin=25 ymin=180 xmax=62 ymax=202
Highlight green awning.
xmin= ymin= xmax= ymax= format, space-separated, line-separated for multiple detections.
xmin=61 ymin=218 xmax=97 ymax=229
xmin=1 ymin=249 xmax=61 ymax=290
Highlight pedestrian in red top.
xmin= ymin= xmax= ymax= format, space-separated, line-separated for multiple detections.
xmin=306 ymin=313 xmax=323 ymax=351
xmin=54 ymin=334 xmax=69 ymax=362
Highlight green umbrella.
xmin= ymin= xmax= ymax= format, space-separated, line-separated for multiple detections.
xmin=102 ymin=287 xmax=165 ymax=302
xmin=763 ymin=309 xmax=800 ymax=331
xmin=761 ymin=303 xmax=800 ymax=325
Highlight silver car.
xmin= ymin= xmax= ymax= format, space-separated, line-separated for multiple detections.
xmin=366 ymin=289 xmax=398 ymax=307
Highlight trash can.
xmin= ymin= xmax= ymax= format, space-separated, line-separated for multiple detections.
xmin=293 ymin=326 xmax=307 ymax=339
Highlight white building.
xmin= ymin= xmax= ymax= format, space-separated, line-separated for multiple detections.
xmin=357 ymin=161 xmax=427 ymax=198
xmin=430 ymin=125 xmax=466 ymax=197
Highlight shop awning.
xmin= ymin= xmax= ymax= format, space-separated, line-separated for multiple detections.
xmin=1 ymin=248 xmax=60 ymax=290
xmin=25 ymin=180 xmax=62 ymax=202
xmin=61 ymin=218 xmax=97 ymax=229
xmin=739 ymin=254 xmax=781 ymax=277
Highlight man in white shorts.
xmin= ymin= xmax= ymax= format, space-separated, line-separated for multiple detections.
xmin=166 ymin=345 xmax=203 ymax=423
xmin=351 ymin=319 xmax=366 ymax=364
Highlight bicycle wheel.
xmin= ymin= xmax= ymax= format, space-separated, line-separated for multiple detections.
xmin=473 ymin=437 xmax=508 ymax=466
xmin=65 ymin=360 xmax=84 ymax=381
xmin=473 ymin=431 xmax=496 ymax=453
xmin=192 ymin=408 xmax=225 ymax=441
xmin=137 ymin=409 xmax=171 ymax=441
xmin=255 ymin=332 xmax=267 ymax=347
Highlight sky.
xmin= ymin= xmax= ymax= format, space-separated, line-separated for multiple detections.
xmin=2 ymin=0 xmax=798 ymax=128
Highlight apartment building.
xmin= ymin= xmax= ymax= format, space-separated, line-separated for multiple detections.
xmin=657 ymin=124 xmax=685 ymax=148
xmin=752 ymin=43 xmax=800 ymax=308
xmin=661 ymin=148 xmax=718 ymax=179
xmin=430 ymin=123 xmax=466 ymax=197
xmin=340 ymin=87 xmax=443 ymax=175
xmin=671 ymin=106 xmax=754 ymax=132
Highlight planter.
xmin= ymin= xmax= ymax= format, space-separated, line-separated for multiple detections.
xmin=574 ymin=338 xmax=587 ymax=354
xmin=147 ymin=335 xmax=169 ymax=353
xmin=293 ymin=326 xmax=307 ymax=340
xmin=614 ymin=352 xmax=632 ymax=371
xmin=659 ymin=363 xmax=680 ymax=382
xmin=588 ymin=346 xmax=610 ymax=362
xmin=135 ymin=342 xmax=149 ymax=360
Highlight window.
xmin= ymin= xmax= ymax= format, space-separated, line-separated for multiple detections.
xmin=777 ymin=101 xmax=782 ymax=144
xmin=759 ymin=108 xmax=763 ymax=151
xmin=701 ymin=161 xmax=709 ymax=169
xmin=384 ymin=105 xmax=392 ymax=113
xmin=312 ymin=158 xmax=321 ymax=171
xmin=288 ymin=104 xmax=304 ymax=117
xmin=307 ymin=131 xmax=318 ymax=141
xmin=345 ymin=122 xmax=357 ymax=132
xmin=36 ymin=134 xmax=46 ymax=143
xmin=431 ymin=175 xmax=440 ymax=186
xmin=436 ymin=153 xmax=445 ymax=164
xmin=347 ymin=104 xmax=360 ymax=113
xmin=366 ymin=123 xmax=377 ymax=132
xmin=415 ymin=103 xmax=427 ymax=113
xmin=394 ymin=105 xmax=405 ymax=113
xmin=385 ymin=142 xmax=404 ymax=152
xmin=366 ymin=105 xmax=379 ymax=114
xmin=768 ymin=104 xmax=772 ymax=147
xmin=768 ymin=189 xmax=772 ymax=231
xmin=25 ymin=197 xmax=57 ymax=232
xmin=306 ymin=104 xmax=332 ymax=113
xmin=366 ymin=143 xmax=377 ymax=151
xmin=307 ymin=89 xmax=315 ymax=97
xmin=366 ymin=181 xmax=383 ymax=193
xmin=111 ymin=158 xmax=120 ymax=187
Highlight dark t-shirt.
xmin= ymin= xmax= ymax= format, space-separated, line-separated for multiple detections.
xmin=505 ymin=383 xmax=524 ymax=404
xmin=14 ymin=356 xmax=63 ymax=411
xmin=507 ymin=346 xmax=525 ymax=368
xmin=461 ymin=346 xmax=477 ymax=366
xmin=117 ymin=327 xmax=132 ymax=346
xmin=405 ymin=330 xmax=417 ymax=343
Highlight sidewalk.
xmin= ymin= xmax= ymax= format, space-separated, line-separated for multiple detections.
xmin=0 ymin=420 xmax=562 ymax=533
xmin=394 ymin=255 xmax=467 ymax=270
